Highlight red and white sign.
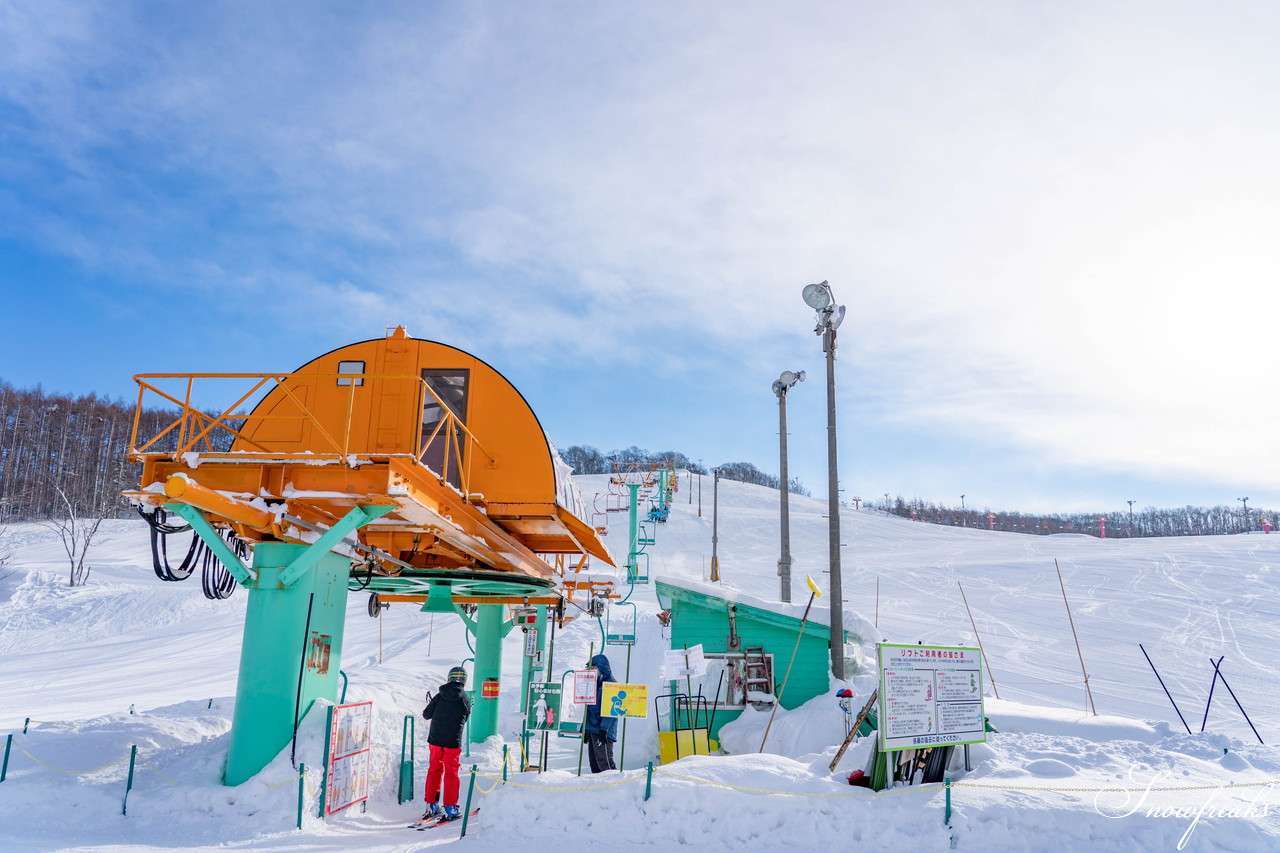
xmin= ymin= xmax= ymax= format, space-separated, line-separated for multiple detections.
xmin=325 ymin=701 xmax=372 ymax=816
xmin=572 ymin=669 xmax=598 ymax=704
xmin=482 ymin=679 xmax=500 ymax=699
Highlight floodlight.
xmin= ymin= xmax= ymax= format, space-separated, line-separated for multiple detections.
xmin=802 ymin=281 xmax=832 ymax=311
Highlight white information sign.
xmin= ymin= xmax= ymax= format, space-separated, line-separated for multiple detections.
xmin=664 ymin=644 xmax=707 ymax=679
xmin=572 ymin=669 xmax=598 ymax=705
xmin=325 ymin=701 xmax=373 ymax=816
xmin=878 ymin=644 xmax=986 ymax=752
xmin=524 ymin=628 xmax=539 ymax=657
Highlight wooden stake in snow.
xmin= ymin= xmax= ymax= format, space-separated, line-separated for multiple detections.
xmin=1055 ymin=559 xmax=1098 ymax=715
xmin=957 ymin=581 xmax=1000 ymax=700
xmin=759 ymin=575 xmax=822 ymax=753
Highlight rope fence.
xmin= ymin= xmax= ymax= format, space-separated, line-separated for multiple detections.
xmin=8 ymin=713 xmax=1278 ymax=832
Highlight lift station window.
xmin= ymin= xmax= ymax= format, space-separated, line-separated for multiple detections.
xmin=421 ymin=369 xmax=470 ymax=488
xmin=336 ymin=361 xmax=365 ymax=386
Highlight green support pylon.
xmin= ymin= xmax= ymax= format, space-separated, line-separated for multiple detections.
xmin=626 ymin=483 xmax=640 ymax=583
xmin=224 ymin=543 xmax=353 ymax=786
xmin=470 ymin=603 xmax=515 ymax=743
xmin=205 ymin=504 xmax=393 ymax=787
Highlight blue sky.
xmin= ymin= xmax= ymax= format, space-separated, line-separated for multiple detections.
xmin=3 ymin=1 xmax=1280 ymax=516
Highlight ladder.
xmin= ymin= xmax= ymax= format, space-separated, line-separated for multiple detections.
xmin=743 ymin=647 xmax=772 ymax=700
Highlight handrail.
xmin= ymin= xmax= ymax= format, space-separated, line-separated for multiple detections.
xmin=129 ymin=372 xmax=498 ymax=496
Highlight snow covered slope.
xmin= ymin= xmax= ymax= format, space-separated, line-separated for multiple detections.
xmin=0 ymin=475 xmax=1277 ymax=851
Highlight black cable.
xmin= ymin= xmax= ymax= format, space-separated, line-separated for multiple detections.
xmin=291 ymin=593 xmax=315 ymax=770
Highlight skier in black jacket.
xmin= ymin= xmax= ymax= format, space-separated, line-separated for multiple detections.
xmin=584 ymin=653 xmax=618 ymax=772
xmin=418 ymin=666 xmax=471 ymax=823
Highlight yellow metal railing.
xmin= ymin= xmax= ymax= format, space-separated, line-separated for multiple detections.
xmin=129 ymin=373 xmax=495 ymax=494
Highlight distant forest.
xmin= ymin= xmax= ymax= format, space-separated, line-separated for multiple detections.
xmin=558 ymin=445 xmax=811 ymax=496
xmin=0 ymin=380 xmax=1269 ymax=537
xmin=877 ymin=494 xmax=1274 ymax=538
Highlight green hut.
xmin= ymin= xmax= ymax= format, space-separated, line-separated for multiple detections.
xmin=654 ymin=578 xmax=848 ymax=741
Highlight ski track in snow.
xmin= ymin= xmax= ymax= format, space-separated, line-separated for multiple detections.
xmin=1 ymin=477 xmax=1279 ymax=850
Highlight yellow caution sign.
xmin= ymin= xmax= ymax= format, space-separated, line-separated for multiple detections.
xmin=602 ymin=682 xmax=648 ymax=718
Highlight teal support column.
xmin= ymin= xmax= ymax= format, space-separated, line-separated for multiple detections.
xmin=626 ymin=483 xmax=640 ymax=582
xmin=519 ymin=605 xmax=548 ymax=713
xmin=224 ymin=543 xmax=353 ymax=786
xmin=470 ymin=604 xmax=513 ymax=743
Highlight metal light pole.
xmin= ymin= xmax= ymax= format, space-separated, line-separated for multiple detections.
xmin=802 ymin=280 xmax=847 ymax=680
xmin=1127 ymin=499 xmax=1135 ymax=536
xmin=710 ymin=467 xmax=722 ymax=582
xmin=1239 ymin=497 xmax=1250 ymax=532
xmin=773 ymin=370 xmax=806 ymax=603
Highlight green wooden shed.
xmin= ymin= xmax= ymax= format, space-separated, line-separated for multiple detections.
xmin=654 ymin=578 xmax=847 ymax=740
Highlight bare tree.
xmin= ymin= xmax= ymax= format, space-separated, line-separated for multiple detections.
xmin=0 ymin=526 xmax=12 ymax=583
xmin=43 ymin=485 xmax=107 ymax=586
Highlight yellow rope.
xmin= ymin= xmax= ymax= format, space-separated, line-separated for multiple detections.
xmin=138 ymin=755 xmax=179 ymax=787
xmin=11 ymin=741 xmax=130 ymax=775
xmin=952 ymin=779 xmax=1280 ymax=794
xmin=653 ymin=769 xmax=936 ymax=798
xmin=475 ymin=771 xmax=646 ymax=792
xmin=263 ymin=771 xmax=306 ymax=789
xmin=474 ymin=774 xmax=502 ymax=794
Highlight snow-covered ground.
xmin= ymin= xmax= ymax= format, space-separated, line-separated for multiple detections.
xmin=1 ymin=474 xmax=1278 ymax=851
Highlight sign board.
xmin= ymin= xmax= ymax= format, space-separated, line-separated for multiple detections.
xmin=481 ymin=679 xmax=500 ymax=699
xmin=572 ymin=669 xmax=598 ymax=705
xmin=878 ymin=644 xmax=986 ymax=752
xmin=524 ymin=628 xmax=539 ymax=657
xmin=325 ymin=701 xmax=372 ymax=816
xmin=602 ymin=682 xmax=648 ymax=718
xmin=664 ymin=644 xmax=707 ymax=679
xmin=527 ymin=682 xmax=562 ymax=731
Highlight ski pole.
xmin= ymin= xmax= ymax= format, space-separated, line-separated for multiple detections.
xmin=1139 ymin=644 xmax=1191 ymax=734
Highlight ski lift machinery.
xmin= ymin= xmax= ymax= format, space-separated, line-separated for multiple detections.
xmin=125 ymin=326 xmax=615 ymax=785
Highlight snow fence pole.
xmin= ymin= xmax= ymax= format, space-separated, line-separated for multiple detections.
xmin=296 ymin=763 xmax=306 ymax=829
xmin=645 ymin=761 xmax=653 ymax=801
xmin=944 ymin=777 xmax=952 ymax=825
xmin=1139 ymin=644 xmax=1191 ymax=734
xmin=1 ymin=733 xmax=11 ymax=783
xmin=460 ymin=765 xmax=477 ymax=838
xmin=759 ymin=589 xmax=815 ymax=753
xmin=1201 ymin=656 xmax=1223 ymax=732
xmin=121 ymin=745 xmax=138 ymax=816
xmin=1210 ymin=658 xmax=1264 ymax=744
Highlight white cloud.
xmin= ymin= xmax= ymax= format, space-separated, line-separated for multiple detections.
xmin=4 ymin=0 xmax=1280 ymax=502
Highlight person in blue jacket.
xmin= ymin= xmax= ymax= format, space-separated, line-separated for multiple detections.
xmin=584 ymin=653 xmax=618 ymax=772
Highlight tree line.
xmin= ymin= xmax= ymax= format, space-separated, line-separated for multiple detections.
xmin=878 ymin=495 xmax=1275 ymax=538
xmin=0 ymin=380 xmax=232 ymax=523
xmin=0 ymin=379 xmax=1262 ymax=539
xmin=559 ymin=445 xmax=811 ymax=496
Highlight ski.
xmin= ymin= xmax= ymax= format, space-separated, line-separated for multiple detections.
xmin=417 ymin=808 xmax=480 ymax=830
xmin=407 ymin=814 xmax=440 ymax=829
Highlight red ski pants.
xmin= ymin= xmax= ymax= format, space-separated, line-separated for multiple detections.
xmin=424 ymin=744 xmax=462 ymax=807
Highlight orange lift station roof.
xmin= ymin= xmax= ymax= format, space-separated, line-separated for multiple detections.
xmin=128 ymin=326 xmax=614 ymax=593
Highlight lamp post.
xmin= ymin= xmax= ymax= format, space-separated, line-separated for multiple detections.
xmin=1239 ymin=497 xmax=1249 ymax=533
xmin=710 ymin=467 xmax=722 ymax=581
xmin=1127 ymin=499 xmax=1135 ymax=537
xmin=802 ymin=280 xmax=847 ymax=680
xmin=773 ymin=369 xmax=806 ymax=603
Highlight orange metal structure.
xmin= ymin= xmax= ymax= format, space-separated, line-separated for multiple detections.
xmin=128 ymin=327 xmax=613 ymax=599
